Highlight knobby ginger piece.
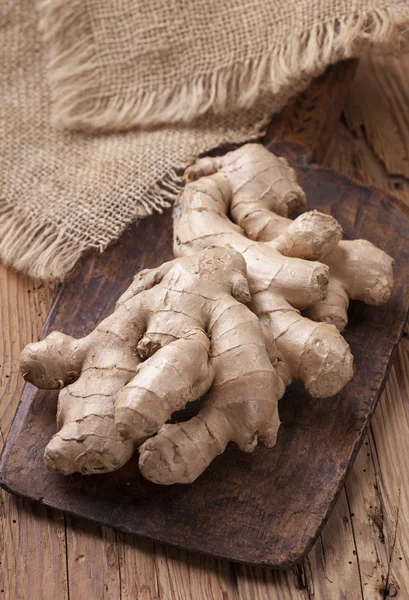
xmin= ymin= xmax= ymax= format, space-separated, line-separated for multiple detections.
xmin=21 ymin=247 xmax=283 ymax=484
xmin=174 ymin=143 xmax=393 ymax=396
xmin=20 ymin=143 xmax=393 ymax=486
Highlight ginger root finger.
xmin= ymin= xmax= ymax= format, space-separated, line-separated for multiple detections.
xmin=304 ymin=277 xmax=349 ymax=332
xmin=20 ymin=331 xmax=88 ymax=390
xmin=116 ymin=332 xmax=213 ymax=444
xmin=139 ymin=333 xmax=282 ymax=485
xmin=41 ymin=326 xmax=141 ymax=474
xmin=21 ymin=321 xmax=141 ymax=474
xmin=324 ymin=240 xmax=394 ymax=306
xmin=139 ymin=411 xmax=232 ymax=486
xmin=304 ymin=240 xmax=394 ymax=331
xmin=44 ymin=410 xmax=135 ymax=476
xmin=242 ymin=245 xmax=330 ymax=309
xmin=268 ymin=211 xmax=343 ymax=260
xmin=252 ymin=293 xmax=353 ymax=398
xmin=20 ymin=265 xmax=157 ymax=475
xmin=184 ymin=144 xmax=306 ymax=218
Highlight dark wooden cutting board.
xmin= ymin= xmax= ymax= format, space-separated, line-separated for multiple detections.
xmin=2 ymin=60 xmax=409 ymax=568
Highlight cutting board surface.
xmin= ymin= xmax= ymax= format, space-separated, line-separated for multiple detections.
xmin=2 ymin=61 xmax=409 ymax=567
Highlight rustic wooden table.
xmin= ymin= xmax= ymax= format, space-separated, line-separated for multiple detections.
xmin=1 ymin=53 xmax=408 ymax=600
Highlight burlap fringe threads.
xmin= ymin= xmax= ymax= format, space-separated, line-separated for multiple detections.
xmin=41 ymin=7 xmax=408 ymax=130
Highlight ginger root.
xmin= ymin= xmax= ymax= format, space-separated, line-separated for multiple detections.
xmin=21 ymin=247 xmax=283 ymax=483
xmin=20 ymin=143 xmax=394 ymax=485
xmin=174 ymin=143 xmax=393 ymax=396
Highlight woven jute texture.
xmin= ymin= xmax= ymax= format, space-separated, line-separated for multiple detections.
xmin=1 ymin=0 xmax=409 ymax=279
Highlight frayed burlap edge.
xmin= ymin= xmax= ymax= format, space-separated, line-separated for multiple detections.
xmin=0 ymin=129 xmax=265 ymax=280
xmin=0 ymin=182 xmax=173 ymax=281
xmin=39 ymin=5 xmax=409 ymax=130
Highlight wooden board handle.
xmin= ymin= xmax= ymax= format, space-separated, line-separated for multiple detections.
xmin=264 ymin=59 xmax=358 ymax=165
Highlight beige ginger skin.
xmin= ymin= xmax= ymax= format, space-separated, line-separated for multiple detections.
xmin=21 ymin=247 xmax=284 ymax=483
xmin=20 ymin=143 xmax=394 ymax=485
xmin=174 ymin=143 xmax=393 ymax=395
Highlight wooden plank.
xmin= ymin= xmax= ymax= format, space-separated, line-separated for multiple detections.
xmin=324 ymin=51 xmax=409 ymax=600
xmin=308 ymin=490 xmax=362 ymax=599
xmin=343 ymin=436 xmax=390 ymax=599
xmin=235 ymin=563 xmax=311 ymax=599
xmin=0 ymin=264 xmax=67 ymax=600
xmin=154 ymin=545 xmax=239 ymax=600
xmin=118 ymin=534 xmax=239 ymax=600
xmin=65 ymin=516 xmax=121 ymax=599
xmin=117 ymin=536 xmax=160 ymax=600
xmin=326 ymin=54 xmax=409 ymax=208
xmin=0 ymin=496 xmax=68 ymax=600
xmin=367 ymin=349 xmax=409 ymax=599
xmin=343 ymin=54 xmax=409 ymax=181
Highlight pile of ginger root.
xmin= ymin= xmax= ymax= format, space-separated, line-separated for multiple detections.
xmin=20 ymin=144 xmax=394 ymax=485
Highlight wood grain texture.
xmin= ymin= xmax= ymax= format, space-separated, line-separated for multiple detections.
xmin=1 ymin=55 xmax=409 ymax=598
xmin=322 ymin=52 xmax=409 ymax=600
xmin=65 ymin=516 xmax=121 ymax=599
xmin=266 ymin=59 xmax=358 ymax=164
xmin=307 ymin=490 xmax=362 ymax=599
xmin=0 ymin=267 xmax=66 ymax=600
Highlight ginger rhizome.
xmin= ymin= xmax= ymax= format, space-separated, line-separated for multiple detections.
xmin=20 ymin=143 xmax=394 ymax=485
xmin=21 ymin=247 xmax=283 ymax=483
xmin=174 ymin=144 xmax=393 ymax=395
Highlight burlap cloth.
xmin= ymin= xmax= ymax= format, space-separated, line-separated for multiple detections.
xmin=1 ymin=0 xmax=408 ymax=279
